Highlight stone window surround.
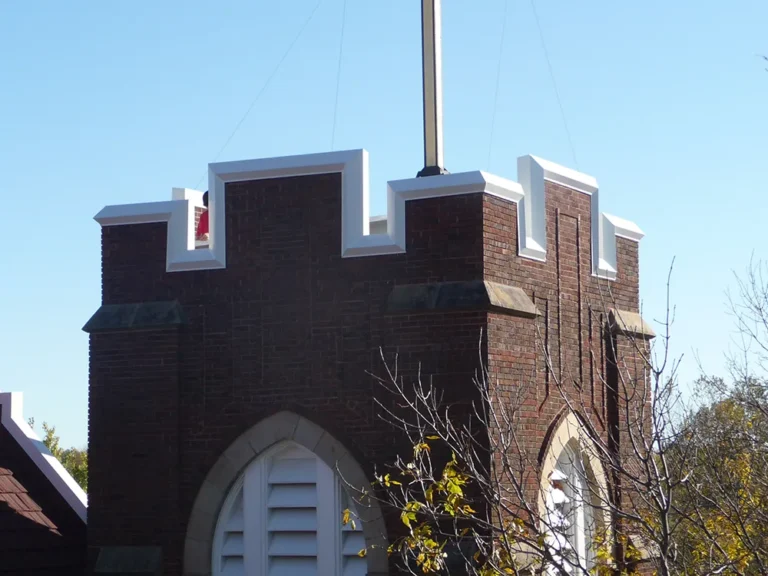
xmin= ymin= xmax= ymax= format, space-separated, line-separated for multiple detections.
xmin=212 ymin=440 xmax=366 ymax=576
xmin=549 ymin=440 xmax=595 ymax=573
xmin=539 ymin=412 xmax=611 ymax=569
xmin=183 ymin=411 xmax=388 ymax=576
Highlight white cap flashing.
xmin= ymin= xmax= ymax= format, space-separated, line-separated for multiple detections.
xmin=94 ymin=149 xmax=642 ymax=280
xmin=0 ymin=392 xmax=87 ymax=523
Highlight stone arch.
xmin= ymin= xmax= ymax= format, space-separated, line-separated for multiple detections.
xmin=182 ymin=411 xmax=389 ymax=576
xmin=538 ymin=411 xmax=611 ymax=547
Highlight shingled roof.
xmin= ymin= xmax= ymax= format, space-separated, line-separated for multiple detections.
xmin=0 ymin=392 xmax=86 ymax=575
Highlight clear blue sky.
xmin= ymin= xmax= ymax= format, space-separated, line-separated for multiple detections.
xmin=1 ymin=1 xmax=766 ymax=448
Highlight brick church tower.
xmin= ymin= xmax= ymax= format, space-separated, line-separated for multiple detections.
xmin=84 ymin=148 xmax=652 ymax=576
xmin=83 ymin=6 xmax=653 ymax=576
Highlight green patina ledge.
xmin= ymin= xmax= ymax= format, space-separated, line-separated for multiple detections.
xmin=91 ymin=545 xmax=162 ymax=576
xmin=82 ymin=301 xmax=187 ymax=334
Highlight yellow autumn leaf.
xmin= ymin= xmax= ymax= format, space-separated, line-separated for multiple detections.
xmin=401 ymin=510 xmax=417 ymax=527
xmin=383 ymin=473 xmax=401 ymax=487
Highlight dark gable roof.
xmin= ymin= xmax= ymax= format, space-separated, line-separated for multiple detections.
xmin=0 ymin=392 xmax=86 ymax=575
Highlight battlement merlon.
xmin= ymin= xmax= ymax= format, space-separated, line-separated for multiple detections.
xmin=93 ymin=149 xmax=643 ymax=279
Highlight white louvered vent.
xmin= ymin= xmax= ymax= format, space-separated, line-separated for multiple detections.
xmin=213 ymin=441 xmax=369 ymax=576
xmin=218 ymin=490 xmax=245 ymax=576
xmin=267 ymin=448 xmax=319 ymax=576
xmin=341 ymin=489 xmax=366 ymax=576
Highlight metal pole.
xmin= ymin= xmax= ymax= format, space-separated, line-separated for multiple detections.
xmin=417 ymin=0 xmax=448 ymax=177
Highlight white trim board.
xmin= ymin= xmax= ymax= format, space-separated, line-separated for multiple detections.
xmin=0 ymin=392 xmax=87 ymax=523
xmin=94 ymin=149 xmax=643 ymax=280
xmin=518 ymin=155 xmax=644 ymax=280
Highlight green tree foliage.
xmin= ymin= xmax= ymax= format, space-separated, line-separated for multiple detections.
xmin=28 ymin=417 xmax=88 ymax=493
xmin=660 ymin=259 xmax=768 ymax=575
xmin=671 ymin=376 xmax=768 ymax=575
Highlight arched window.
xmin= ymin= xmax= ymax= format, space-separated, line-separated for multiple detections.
xmin=545 ymin=441 xmax=595 ymax=575
xmin=212 ymin=441 xmax=366 ymax=576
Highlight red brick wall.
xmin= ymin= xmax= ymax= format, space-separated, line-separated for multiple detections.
xmin=88 ymin=328 xmax=181 ymax=557
xmin=483 ymin=180 xmax=642 ymax=492
xmin=90 ymin=174 xmax=490 ymax=574
xmin=88 ymin=172 xmax=646 ymax=574
xmin=483 ymin=181 xmax=648 ymax=573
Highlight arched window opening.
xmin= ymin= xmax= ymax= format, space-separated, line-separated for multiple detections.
xmin=545 ymin=441 xmax=596 ymax=575
xmin=213 ymin=441 xmax=366 ymax=576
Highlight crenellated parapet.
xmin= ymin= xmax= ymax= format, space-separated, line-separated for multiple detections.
xmin=94 ymin=149 xmax=642 ymax=280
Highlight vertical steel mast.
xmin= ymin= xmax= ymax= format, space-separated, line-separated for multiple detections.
xmin=417 ymin=0 xmax=449 ymax=177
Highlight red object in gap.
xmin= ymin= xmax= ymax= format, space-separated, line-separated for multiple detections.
xmin=196 ymin=210 xmax=209 ymax=239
